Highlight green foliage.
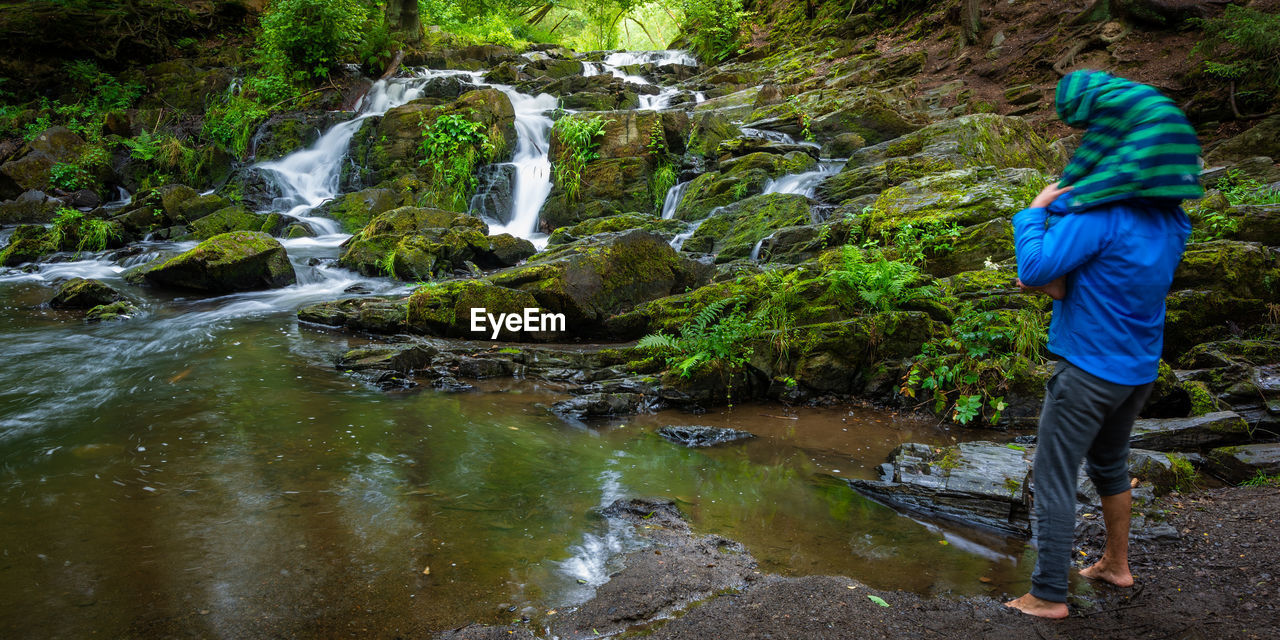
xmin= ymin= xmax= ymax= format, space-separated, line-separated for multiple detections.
xmin=202 ymin=93 xmax=270 ymax=160
xmin=11 ymin=60 xmax=141 ymax=143
xmin=903 ymin=305 xmax=1047 ymax=425
xmin=824 ymin=245 xmax=935 ymax=313
xmin=888 ymin=219 xmax=961 ymax=266
xmin=647 ymin=117 xmax=677 ymax=209
xmin=1241 ymin=470 xmax=1280 ymax=488
xmin=50 ymin=208 xmax=118 ymax=255
xmin=1192 ymin=6 xmax=1280 ymax=107
xmin=64 ymin=59 xmax=143 ymax=116
xmin=49 ymin=162 xmax=90 ymax=191
xmin=935 ymin=447 xmax=961 ymax=472
xmin=377 ymin=248 xmax=398 ymax=278
xmin=651 ymin=162 xmax=677 ymax=209
xmin=418 ymin=112 xmax=495 ymax=210
xmin=638 ymin=297 xmax=762 ymax=378
xmin=1167 ymin=454 xmax=1199 ymax=493
xmin=785 ymin=95 xmax=815 ymax=142
xmin=552 ymin=115 xmax=609 ymax=203
xmin=123 ymin=130 xmax=203 ymax=186
xmin=866 ymin=0 xmax=931 ymax=19
xmin=257 ymin=0 xmax=369 ymax=81
xmin=680 ymin=0 xmax=750 ymax=63
xmin=1216 ymin=169 xmax=1280 ymax=206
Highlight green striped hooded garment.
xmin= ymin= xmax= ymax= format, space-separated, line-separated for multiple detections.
xmin=1055 ymin=70 xmax=1204 ymax=211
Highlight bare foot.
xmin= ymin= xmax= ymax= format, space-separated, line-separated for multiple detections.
xmin=1080 ymin=560 xmax=1134 ymax=587
xmin=1005 ymin=593 xmax=1069 ymax=619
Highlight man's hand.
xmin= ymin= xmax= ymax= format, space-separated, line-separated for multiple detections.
xmin=1030 ymin=182 xmax=1073 ymax=209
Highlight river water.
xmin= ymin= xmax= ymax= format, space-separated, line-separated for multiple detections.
xmin=0 ymin=50 xmax=1034 ymax=637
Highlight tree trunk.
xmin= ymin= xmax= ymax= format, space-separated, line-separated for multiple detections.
xmin=385 ymin=0 xmax=421 ymax=45
xmin=961 ymin=0 xmax=982 ymax=45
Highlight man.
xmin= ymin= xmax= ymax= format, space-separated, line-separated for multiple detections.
xmin=1005 ymin=70 xmax=1202 ymax=618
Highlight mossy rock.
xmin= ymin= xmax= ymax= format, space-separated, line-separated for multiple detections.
xmin=1163 ymin=290 xmax=1270 ymax=357
xmin=673 ymin=153 xmax=811 ymax=223
xmin=339 ymin=207 xmax=529 ymax=280
xmin=541 ymin=157 xmax=653 ymax=228
xmin=688 ymin=111 xmax=743 ymax=158
xmin=406 ymin=280 xmax=551 ymax=341
xmin=0 ymin=126 xmax=86 ymax=196
xmin=0 ymin=224 xmax=55 ymax=266
xmin=138 ymin=60 xmax=235 ymax=112
xmin=1172 ymin=240 xmax=1279 ymax=299
xmin=137 ymin=231 xmax=297 ymax=293
xmin=692 ymin=86 xmax=761 ymax=121
xmin=360 ymin=206 xmax=488 ymax=238
xmin=86 ymin=300 xmax=140 ymax=322
xmin=857 ymin=167 xmax=1048 ymax=240
xmin=790 ymin=313 xmax=941 ymax=394
xmin=49 ymin=277 xmax=122 ymax=309
xmin=1176 ymin=339 xmax=1280 ymax=369
xmin=252 ymin=111 xmax=353 ymax=162
xmin=313 ymin=188 xmax=403 ymax=234
xmin=345 ymin=88 xmax=517 ymax=204
xmin=523 ymin=57 xmax=584 ymax=79
xmin=818 ymin=114 xmax=1064 ymax=205
xmin=0 ymin=190 xmax=63 ymax=224
xmin=189 ymin=206 xmax=289 ymax=240
xmin=688 ymin=192 xmax=815 ymax=262
xmin=1205 ymin=115 xmax=1280 ymax=166
xmin=486 ymin=230 xmax=709 ymax=335
xmin=546 ymin=213 xmax=687 ymax=245
xmin=923 ymin=218 xmax=1015 ymax=278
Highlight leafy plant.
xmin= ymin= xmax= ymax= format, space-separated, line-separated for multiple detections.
xmin=890 ymin=220 xmax=961 ymax=266
xmin=785 ymin=95 xmax=815 ymax=142
xmin=418 ymin=112 xmax=495 ymax=211
xmin=825 ymin=245 xmax=935 ymax=313
xmin=1241 ymin=470 xmax=1280 ymax=488
xmin=1191 ymin=6 xmax=1280 ymax=112
xmin=1216 ymin=169 xmax=1280 ymax=206
xmin=257 ymin=0 xmax=369 ymax=81
xmin=902 ymin=305 xmax=1047 ymax=425
xmin=552 ymin=115 xmax=609 ymax=203
xmin=203 ymin=93 xmax=270 ymax=159
xmin=376 ymin=248 xmax=398 ymax=278
xmin=49 ymin=162 xmax=90 ymax=191
xmin=49 ymin=208 xmax=118 ymax=255
xmin=638 ymin=297 xmax=762 ymax=378
xmin=680 ymin=0 xmax=751 ymax=63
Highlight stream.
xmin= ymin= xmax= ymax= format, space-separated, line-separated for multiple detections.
xmin=0 ymin=49 xmax=1035 ymax=637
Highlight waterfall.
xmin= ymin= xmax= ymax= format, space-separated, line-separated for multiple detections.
xmin=763 ymin=161 xmax=842 ymax=198
xmin=660 ymin=180 xmax=691 ymax=220
xmin=252 ymin=74 xmax=445 ymax=235
xmin=483 ymin=88 xmax=558 ymax=249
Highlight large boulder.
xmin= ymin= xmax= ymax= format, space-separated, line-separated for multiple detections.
xmin=1206 ymin=443 xmax=1280 ymax=484
xmin=675 ymin=152 xmax=815 ymax=222
xmin=1205 ymin=115 xmax=1280 ymax=167
xmin=344 ymin=89 xmax=517 ymax=205
xmin=1172 ymin=240 xmax=1279 ymax=299
xmin=338 ymin=206 xmax=534 ymax=280
xmin=487 ymin=230 xmax=710 ymax=335
xmin=136 ymin=231 xmax=297 ymax=292
xmin=818 ymin=115 xmax=1063 ymax=205
xmin=0 ymin=190 xmax=63 ymax=224
xmin=684 ymin=192 xmax=815 ymax=262
xmin=744 ymin=87 xmax=927 ymax=144
xmin=850 ymin=167 xmax=1048 ymax=240
xmin=0 ymin=126 xmax=88 ymax=198
xmin=312 ymin=188 xmax=403 ymax=234
xmin=189 ymin=206 xmax=292 ymax=240
xmin=251 ymin=111 xmax=354 ymax=161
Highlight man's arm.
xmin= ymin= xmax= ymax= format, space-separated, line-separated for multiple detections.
xmin=1013 ymin=195 xmax=1109 ymax=287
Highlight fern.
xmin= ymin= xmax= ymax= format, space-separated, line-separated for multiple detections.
xmin=826 ymin=245 xmax=934 ymax=313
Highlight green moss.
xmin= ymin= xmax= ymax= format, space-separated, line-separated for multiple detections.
xmin=1184 ymin=380 xmax=1218 ymax=416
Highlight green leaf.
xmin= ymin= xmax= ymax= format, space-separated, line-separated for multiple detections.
xmin=867 ymin=595 xmax=890 ymax=607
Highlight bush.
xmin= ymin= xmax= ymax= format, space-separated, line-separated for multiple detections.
xmin=202 ymin=93 xmax=270 ymax=159
xmin=257 ymin=0 xmax=369 ymax=81
xmin=1192 ymin=6 xmax=1280 ymax=110
xmin=681 ymin=0 xmax=750 ymax=63
xmin=418 ymin=113 xmax=495 ymax=210
xmin=824 ymin=245 xmax=935 ymax=313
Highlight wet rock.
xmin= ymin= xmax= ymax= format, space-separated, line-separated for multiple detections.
xmin=432 ymin=376 xmax=475 ymax=393
xmin=552 ymin=392 xmax=644 ymax=419
xmin=523 ymin=57 xmax=583 ymax=79
xmin=687 ymin=111 xmax=742 ymax=159
xmin=0 ymin=190 xmax=62 ymax=224
xmin=336 ymin=345 xmax=437 ymax=373
xmin=313 ymin=188 xmax=403 ymax=234
xmin=49 ymin=277 xmax=122 ymax=309
xmin=1129 ymin=411 xmax=1252 ymax=451
xmin=687 ymin=193 xmax=815 ymax=262
xmin=85 ymin=300 xmax=139 ymax=322
xmin=344 ymin=88 xmax=517 ymax=195
xmin=340 ymin=207 xmax=534 ymax=280
xmin=299 ymin=297 xmax=407 ymax=333
xmin=419 ymin=74 xmax=478 ymax=100
xmin=487 ymin=230 xmax=710 ymax=335
xmin=848 ymin=167 xmax=1049 ymax=240
xmin=922 ymin=217 xmax=1015 ymax=278
xmin=405 ymin=280 xmax=549 ymax=341
xmin=1206 ymin=443 xmax=1280 ymax=484
xmin=848 ymin=441 xmax=1033 ymax=535
xmin=822 ymin=132 xmax=867 ymax=158
xmin=469 ymin=164 xmax=516 ymax=224
xmin=1163 ymin=290 xmax=1270 ymax=356
xmin=1205 ymin=114 xmax=1280 ymax=166
xmin=0 ymin=126 xmax=87 ymax=197
xmin=657 ymin=425 xmax=755 ymax=447
xmin=0 ymin=224 xmax=55 ymax=266
xmin=252 ymin=111 xmax=353 ymax=162
xmin=676 ymin=153 xmax=813 ymax=222
xmin=817 ymin=115 xmax=1063 ymax=204
xmin=546 ymin=213 xmax=687 ymax=246
xmin=716 ymin=138 xmax=819 ymax=162
xmin=189 ymin=205 xmax=293 ymax=240
xmin=1172 ymin=240 xmax=1279 ymax=299
xmin=136 ymin=231 xmax=297 ymax=293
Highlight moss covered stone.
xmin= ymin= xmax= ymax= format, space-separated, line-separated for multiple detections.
xmin=406 ymin=280 xmax=547 ymax=340
xmin=547 ymin=213 xmax=687 ymax=245
xmin=85 ymin=300 xmax=140 ymax=322
xmin=189 ymin=206 xmax=289 ymax=240
xmin=856 ymin=167 xmax=1048 ymax=240
xmin=138 ymin=231 xmax=297 ymax=293
xmin=49 ymin=277 xmax=122 ymax=309
xmin=687 ymin=193 xmax=815 ymax=263
xmin=1172 ymin=240 xmax=1279 ymax=299
xmin=0 ymin=224 xmax=55 ymax=266
xmin=314 ymin=188 xmax=403 ymax=234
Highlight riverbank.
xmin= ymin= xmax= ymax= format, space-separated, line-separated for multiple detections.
xmin=444 ymin=488 xmax=1280 ymax=640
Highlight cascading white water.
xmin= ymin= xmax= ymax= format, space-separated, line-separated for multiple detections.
xmin=659 ymin=180 xmax=691 ymax=220
xmin=253 ymin=74 xmax=453 ymax=238
xmin=763 ymin=161 xmax=842 ymax=198
xmin=588 ymin=50 xmax=695 ymax=111
xmin=483 ymin=89 xmax=558 ymax=249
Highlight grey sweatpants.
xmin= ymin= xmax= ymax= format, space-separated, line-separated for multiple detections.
xmin=1030 ymin=360 xmax=1154 ymax=602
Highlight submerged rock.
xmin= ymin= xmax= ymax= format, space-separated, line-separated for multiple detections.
xmin=85 ymin=300 xmax=139 ymax=322
xmin=136 ymin=231 xmax=297 ymax=293
xmin=49 ymin=277 xmax=122 ymax=309
xmin=657 ymin=425 xmax=755 ymax=447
